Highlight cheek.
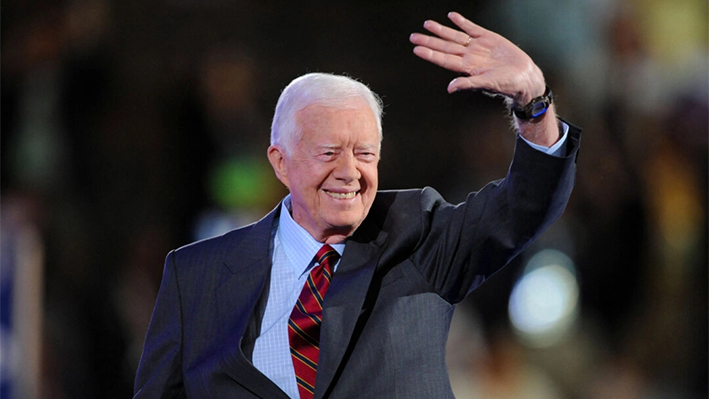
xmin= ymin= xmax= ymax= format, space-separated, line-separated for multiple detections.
xmin=291 ymin=165 xmax=320 ymax=192
xmin=363 ymin=167 xmax=378 ymax=188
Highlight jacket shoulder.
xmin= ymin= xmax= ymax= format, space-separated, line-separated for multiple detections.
xmin=364 ymin=187 xmax=446 ymax=250
xmin=169 ymin=206 xmax=278 ymax=271
xmin=168 ymin=225 xmax=253 ymax=270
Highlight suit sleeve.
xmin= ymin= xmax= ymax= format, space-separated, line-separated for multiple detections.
xmin=133 ymin=251 xmax=186 ymax=398
xmin=410 ymin=122 xmax=580 ymax=304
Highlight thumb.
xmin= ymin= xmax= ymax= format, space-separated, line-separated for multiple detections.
xmin=447 ymin=76 xmax=494 ymax=94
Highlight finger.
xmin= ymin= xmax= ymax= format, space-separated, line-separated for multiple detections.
xmin=412 ymin=46 xmax=465 ymax=73
xmin=447 ymin=11 xmax=487 ymax=38
xmin=422 ymin=19 xmax=472 ymax=46
xmin=410 ymin=33 xmax=468 ymax=56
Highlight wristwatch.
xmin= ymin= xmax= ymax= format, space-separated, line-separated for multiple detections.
xmin=511 ymin=86 xmax=553 ymax=120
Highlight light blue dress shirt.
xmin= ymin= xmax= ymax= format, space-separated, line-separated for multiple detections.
xmin=521 ymin=121 xmax=569 ymax=157
xmin=251 ymin=123 xmax=569 ymax=398
xmin=252 ymin=197 xmax=345 ymax=398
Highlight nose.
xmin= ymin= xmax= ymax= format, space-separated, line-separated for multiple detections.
xmin=333 ymin=152 xmax=360 ymax=183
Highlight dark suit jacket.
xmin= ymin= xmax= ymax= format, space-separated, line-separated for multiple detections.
xmin=134 ymin=125 xmax=580 ymax=398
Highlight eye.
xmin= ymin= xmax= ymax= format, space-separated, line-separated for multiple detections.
xmin=317 ymin=149 xmax=338 ymax=161
xmin=356 ymin=151 xmax=378 ymax=162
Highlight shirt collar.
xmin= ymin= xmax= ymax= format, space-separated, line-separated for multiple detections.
xmin=278 ymin=195 xmax=345 ymax=277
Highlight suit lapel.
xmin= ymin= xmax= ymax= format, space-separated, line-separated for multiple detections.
xmin=314 ymin=229 xmax=388 ymax=399
xmin=210 ymin=201 xmax=389 ymax=398
xmin=214 ymin=206 xmax=291 ymax=399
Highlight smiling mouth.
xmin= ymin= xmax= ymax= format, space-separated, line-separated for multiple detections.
xmin=324 ymin=190 xmax=358 ymax=199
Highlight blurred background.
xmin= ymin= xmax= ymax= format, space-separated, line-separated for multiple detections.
xmin=1 ymin=0 xmax=706 ymax=398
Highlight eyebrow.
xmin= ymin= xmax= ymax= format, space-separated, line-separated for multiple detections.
xmin=316 ymin=144 xmax=340 ymax=152
xmin=356 ymin=144 xmax=379 ymax=151
xmin=316 ymin=144 xmax=378 ymax=151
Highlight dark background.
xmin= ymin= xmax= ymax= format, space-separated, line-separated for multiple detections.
xmin=1 ymin=0 xmax=707 ymax=398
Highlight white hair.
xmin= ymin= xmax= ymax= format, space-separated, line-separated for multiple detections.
xmin=270 ymin=73 xmax=383 ymax=153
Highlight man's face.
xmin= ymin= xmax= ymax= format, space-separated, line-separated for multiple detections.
xmin=268 ymin=99 xmax=380 ymax=244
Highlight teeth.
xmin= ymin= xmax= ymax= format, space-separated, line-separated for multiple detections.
xmin=325 ymin=190 xmax=357 ymax=199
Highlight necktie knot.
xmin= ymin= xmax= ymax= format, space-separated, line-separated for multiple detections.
xmin=315 ymin=244 xmax=339 ymax=268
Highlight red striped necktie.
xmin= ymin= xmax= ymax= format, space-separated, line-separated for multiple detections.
xmin=288 ymin=244 xmax=339 ymax=399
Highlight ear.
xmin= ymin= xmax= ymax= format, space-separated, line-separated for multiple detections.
xmin=267 ymin=145 xmax=290 ymax=189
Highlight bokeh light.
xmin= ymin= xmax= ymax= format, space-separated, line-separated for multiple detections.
xmin=509 ymin=249 xmax=580 ymax=348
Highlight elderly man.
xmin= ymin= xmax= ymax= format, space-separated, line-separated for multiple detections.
xmin=134 ymin=11 xmax=580 ymax=399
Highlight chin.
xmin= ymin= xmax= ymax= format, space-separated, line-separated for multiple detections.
xmin=325 ymin=216 xmax=362 ymax=233
xmin=327 ymin=220 xmax=358 ymax=232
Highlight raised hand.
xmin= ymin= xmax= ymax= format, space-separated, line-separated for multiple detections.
xmin=410 ymin=11 xmax=546 ymax=108
xmin=410 ymin=11 xmax=560 ymax=147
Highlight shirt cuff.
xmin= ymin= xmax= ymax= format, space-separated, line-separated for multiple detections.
xmin=520 ymin=121 xmax=569 ymax=158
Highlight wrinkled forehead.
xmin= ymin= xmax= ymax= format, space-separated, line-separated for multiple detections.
xmin=294 ymin=99 xmax=381 ymax=139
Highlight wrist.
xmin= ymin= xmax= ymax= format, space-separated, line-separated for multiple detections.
xmin=510 ymin=85 xmax=553 ymax=121
xmin=515 ymin=104 xmax=560 ymax=147
xmin=512 ymin=85 xmax=546 ymax=108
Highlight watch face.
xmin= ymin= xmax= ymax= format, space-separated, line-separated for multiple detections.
xmin=530 ymin=100 xmax=549 ymax=118
xmin=513 ymin=87 xmax=552 ymax=119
